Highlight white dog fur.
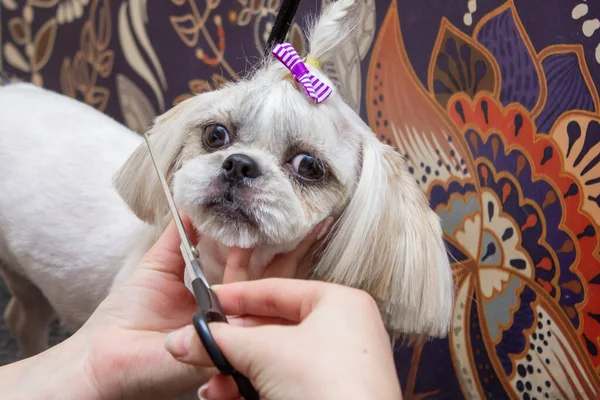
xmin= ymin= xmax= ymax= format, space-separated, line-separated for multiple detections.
xmin=0 ymin=0 xmax=453 ymax=358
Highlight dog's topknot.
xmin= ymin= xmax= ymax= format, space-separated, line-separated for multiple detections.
xmin=306 ymin=0 xmax=362 ymax=62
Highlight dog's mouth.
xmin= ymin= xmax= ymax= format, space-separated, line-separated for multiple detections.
xmin=202 ymin=188 xmax=257 ymax=226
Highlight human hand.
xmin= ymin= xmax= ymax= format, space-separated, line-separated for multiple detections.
xmin=0 ymin=211 xmax=330 ymax=400
xmin=221 ymin=217 xmax=333 ymax=284
xmin=70 ymin=216 xmax=326 ymax=399
xmin=0 ymin=218 xmax=208 ymax=400
xmin=164 ymin=278 xmax=402 ymax=400
xmin=72 ymin=217 xmax=214 ymax=399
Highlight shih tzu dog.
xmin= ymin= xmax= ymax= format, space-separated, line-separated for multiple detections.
xmin=0 ymin=0 xmax=453 ymax=358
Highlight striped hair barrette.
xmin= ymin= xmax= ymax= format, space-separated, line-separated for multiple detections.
xmin=271 ymin=43 xmax=332 ymax=104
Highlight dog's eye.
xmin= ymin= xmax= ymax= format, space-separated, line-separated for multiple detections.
xmin=291 ymin=154 xmax=325 ymax=180
xmin=203 ymin=124 xmax=230 ymax=149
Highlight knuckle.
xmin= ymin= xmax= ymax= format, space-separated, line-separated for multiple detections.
xmin=349 ymin=289 xmax=380 ymax=312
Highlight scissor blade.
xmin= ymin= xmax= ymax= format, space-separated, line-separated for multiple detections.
xmin=143 ymin=134 xmax=206 ymax=281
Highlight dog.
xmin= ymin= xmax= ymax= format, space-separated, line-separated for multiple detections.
xmin=0 ymin=0 xmax=453 ymax=359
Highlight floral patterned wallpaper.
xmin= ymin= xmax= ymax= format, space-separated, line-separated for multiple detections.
xmin=2 ymin=0 xmax=600 ymax=398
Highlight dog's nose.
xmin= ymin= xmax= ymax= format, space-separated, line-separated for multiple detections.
xmin=222 ymin=154 xmax=261 ymax=180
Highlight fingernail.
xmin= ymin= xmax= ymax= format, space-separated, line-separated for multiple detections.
xmin=317 ymin=217 xmax=334 ymax=240
xmin=164 ymin=325 xmax=193 ymax=358
xmin=197 ymin=383 xmax=210 ymax=399
xmin=310 ymin=220 xmax=325 ymax=238
xmin=211 ymin=284 xmax=222 ymax=292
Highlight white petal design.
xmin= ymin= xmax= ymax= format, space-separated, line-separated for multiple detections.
xmin=130 ymin=0 xmax=167 ymax=90
xmin=3 ymin=43 xmax=30 ymax=72
xmin=118 ymin=2 xmax=165 ymax=112
xmin=391 ymin=122 xmax=470 ymax=192
xmin=450 ymin=278 xmax=484 ymax=398
xmin=116 ymin=74 xmax=156 ymax=133
xmin=319 ymin=0 xmax=375 ymax=112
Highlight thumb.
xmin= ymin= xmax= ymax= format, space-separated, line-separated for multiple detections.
xmin=137 ymin=216 xmax=197 ymax=280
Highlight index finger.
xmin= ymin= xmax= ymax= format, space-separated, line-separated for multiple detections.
xmin=222 ymin=247 xmax=253 ymax=283
xmin=213 ymin=278 xmax=335 ymax=322
xmin=262 ymin=217 xmax=332 ymax=279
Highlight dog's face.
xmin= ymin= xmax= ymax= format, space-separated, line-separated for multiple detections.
xmin=114 ymin=0 xmax=454 ymax=342
xmin=169 ymin=70 xmax=360 ymax=249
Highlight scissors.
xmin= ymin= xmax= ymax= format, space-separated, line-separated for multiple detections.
xmin=144 ymin=134 xmax=260 ymax=400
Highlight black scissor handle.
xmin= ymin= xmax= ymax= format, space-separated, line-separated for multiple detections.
xmin=192 ymin=311 xmax=259 ymax=400
xmin=192 ymin=311 xmax=230 ymax=372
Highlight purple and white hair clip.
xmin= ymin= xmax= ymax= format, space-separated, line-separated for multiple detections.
xmin=271 ymin=43 xmax=332 ymax=104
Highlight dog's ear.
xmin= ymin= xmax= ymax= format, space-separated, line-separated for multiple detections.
xmin=311 ymin=127 xmax=454 ymax=343
xmin=113 ymin=97 xmax=197 ymax=225
xmin=305 ymin=1 xmax=453 ymax=342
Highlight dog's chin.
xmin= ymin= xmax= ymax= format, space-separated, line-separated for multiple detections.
xmin=204 ymin=198 xmax=257 ymax=226
xmin=192 ymin=200 xmax=264 ymax=248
